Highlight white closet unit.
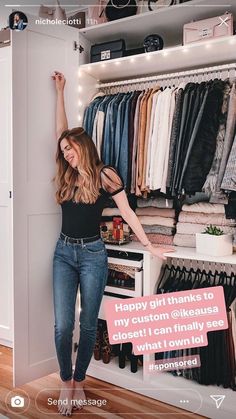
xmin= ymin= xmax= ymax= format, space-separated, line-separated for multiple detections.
xmin=89 ymin=244 xmax=236 ymax=419
xmin=77 ymin=2 xmax=236 ymax=418
xmin=0 ymin=1 xmax=235 ymax=418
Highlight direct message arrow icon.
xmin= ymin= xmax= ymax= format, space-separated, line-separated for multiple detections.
xmin=210 ymin=395 xmax=225 ymax=409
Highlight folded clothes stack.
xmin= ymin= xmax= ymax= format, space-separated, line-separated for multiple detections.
xmin=137 ymin=197 xmax=174 ymax=209
xmin=102 ymin=208 xmax=122 ymax=217
xmin=174 ymin=202 xmax=236 ymax=248
xmin=132 ymin=233 xmax=174 ymax=246
xmin=132 ymin=198 xmax=176 ymax=245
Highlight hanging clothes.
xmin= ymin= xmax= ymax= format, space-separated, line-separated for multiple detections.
xmin=203 ymin=80 xmax=231 ymax=197
xmin=155 ymin=265 xmax=236 ymax=390
xmin=221 ymin=131 xmax=236 ymax=192
xmin=82 ymin=76 xmax=235 ymax=200
xmin=180 ymin=80 xmax=226 ymax=194
xmin=140 ymin=86 xmax=161 ymax=194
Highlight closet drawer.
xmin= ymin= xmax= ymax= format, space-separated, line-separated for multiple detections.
xmin=108 ymin=256 xmax=142 ymax=269
xmin=107 ymin=249 xmax=143 ymax=269
xmin=105 ymin=269 xmax=142 ymax=297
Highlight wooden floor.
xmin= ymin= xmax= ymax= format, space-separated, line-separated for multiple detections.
xmin=0 ymin=345 xmax=206 ymax=419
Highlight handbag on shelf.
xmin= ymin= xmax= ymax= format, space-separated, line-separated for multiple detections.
xmin=137 ymin=0 xmax=175 ymax=14
xmin=105 ymin=0 xmax=138 ymax=21
xmin=148 ymin=0 xmax=174 ymax=11
xmin=90 ymin=39 xmax=126 ymax=63
xmin=38 ymin=0 xmax=66 ymax=20
xmin=183 ymin=12 xmax=234 ymax=45
xmin=0 ymin=28 xmax=10 ymax=48
xmin=87 ymin=0 xmax=107 ymax=26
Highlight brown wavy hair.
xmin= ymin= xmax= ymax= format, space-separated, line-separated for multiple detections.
xmin=54 ymin=127 xmax=104 ymax=204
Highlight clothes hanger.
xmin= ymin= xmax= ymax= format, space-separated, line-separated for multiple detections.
xmin=151 ymin=83 xmax=161 ymax=93
xmin=172 ymin=265 xmax=186 ymax=291
xmin=156 ymin=263 xmax=170 ymax=289
xmin=191 ymin=267 xmax=202 ymax=288
xmin=185 ymin=267 xmax=195 ymax=284
xmin=228 ymin=272 xmax=236 ymax=306
xmin=208 ymin=269 xmax=216 ymax=286
xmin=163 ymin=264 xmax=178 ymax=291
xmin=162 ymin=264 xmax=180 ymax=292
xmin=212 ymin=269 xmax=219 ymax=286
xmin=198 ymin=268 xmax=208 ymax=288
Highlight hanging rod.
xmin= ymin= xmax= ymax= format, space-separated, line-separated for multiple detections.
xmin=96 ymin=62 xmax=236 ymax=88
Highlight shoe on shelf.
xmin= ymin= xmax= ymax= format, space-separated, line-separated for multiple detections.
xmin=130 ymin=352 xmax=138 ymax=373
xmin=118 ymin=343 xmax=126 ymax=369
xmin=101 ymin=323 xmax=112 ymax=364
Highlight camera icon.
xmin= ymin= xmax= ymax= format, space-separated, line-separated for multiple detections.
xmin=11 ymin=395 xmax=25 ymax=408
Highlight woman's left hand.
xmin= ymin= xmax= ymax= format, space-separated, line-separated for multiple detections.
xmin=147 ymin=244 xmax=175 ymax=260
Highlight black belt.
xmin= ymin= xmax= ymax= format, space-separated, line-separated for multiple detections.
xmin=60 ymin=232 xmax=100 ymax=244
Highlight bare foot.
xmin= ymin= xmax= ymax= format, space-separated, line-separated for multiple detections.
xmin=58 ymin=379 xmax=74 ymax=416
xmin=71 ymin=379 xmax=86 ymax=411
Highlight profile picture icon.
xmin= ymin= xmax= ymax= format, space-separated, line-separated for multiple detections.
xmin=9 ymin=11 xmax=28 ymax=31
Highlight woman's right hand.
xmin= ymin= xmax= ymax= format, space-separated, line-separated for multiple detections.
xmin=52 ymin=71 xmax=66 ymax=92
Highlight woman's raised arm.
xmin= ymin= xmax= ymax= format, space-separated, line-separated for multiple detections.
xmin=52 ymin=71 xmax=68 ymax=139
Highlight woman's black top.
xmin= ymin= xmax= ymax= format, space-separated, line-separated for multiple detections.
xmin=60 ymin=166 xmax=124 ymax=238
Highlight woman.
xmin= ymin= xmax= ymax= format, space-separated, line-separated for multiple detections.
xmin=13 ymin=13 xmax=24 ymax=30
xmin=52 ymin=71 xmax=174 ymax=416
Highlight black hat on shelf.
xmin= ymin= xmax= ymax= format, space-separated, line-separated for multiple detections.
xmin=143 ymin=34 xmax=164 ymax=52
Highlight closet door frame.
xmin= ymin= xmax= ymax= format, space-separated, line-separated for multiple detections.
xmin=12 ymin=17 xmax=79 ymax=387
xmin=0 ymin=45 xmax=13 ymax=347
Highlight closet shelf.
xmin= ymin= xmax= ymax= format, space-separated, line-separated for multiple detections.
xmin=79 ymin=35 xmax=236 ymax=83
xmin=79 ymin=0 xmax=235 ymax=48
xmin=88 ymin=356 xmax=143 ymax=381
xmin=106 ymin=242 xmax=236 ymax=265
xmin=163 ymin=247 xmax=236 ymax=265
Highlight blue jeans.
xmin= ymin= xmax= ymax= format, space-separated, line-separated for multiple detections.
xmin=53 ymin=236 xmax=108 ymax=382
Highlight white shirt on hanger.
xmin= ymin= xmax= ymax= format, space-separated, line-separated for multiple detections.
xmin=145 ymin=89 xmax=161 ymax=188
xmin=149 ymin=88 xmax=172 ymax=190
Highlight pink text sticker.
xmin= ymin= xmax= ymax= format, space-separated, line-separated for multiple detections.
xmin=104 ymin=286 xmax=228 ymax=355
